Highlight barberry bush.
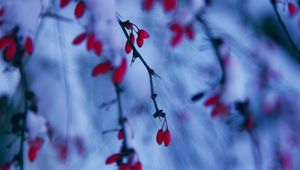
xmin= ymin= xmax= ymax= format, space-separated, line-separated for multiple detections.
xmin=1 ymin=0 xmax=300 ymax=170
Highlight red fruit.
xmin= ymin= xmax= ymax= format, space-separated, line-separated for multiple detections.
xmin=28 ymin=137 xmax=44 ymax=162
xmin=74 ymin=1 xmax=85 ymax=18
xmin=163 ymin=129 xmax=171 ymax=146
xmin=4 ymin=43 xmax=16 ymax=61
xmin=125 ymin=40 xmax=132 ymax=54
xmin=72 ymin=32 xmax=87 ymax=45
xmin=204 ymin=95 xmax=219 ymax=107
xmin=137 ymin=36 xmax=144 ymax=47
xmin=211 ymin=104 xmax=228 ymax=117
xmin=185 ymin=26 xmax=195 ymax=40
xmin=92 ymin=61 xmax=111 ymax=77
xmin=169 ymin=23 xmax=183 ymax=33
xmin=143 ymin=0 xmax=155 ymax=10
xmin=0 ymin=36 xmax=14 ymax=50
xmin=93 ymin=40 xmax=102 ymax=56
xmin=119 ymin=164 xmax=131 ymax=170
xmin=288 ymin=2 xmax=297 ymax=17
xmin=60 ymin=0 xmax=71 ymax=8
xmin=28 ymin=146 xmax=38 ymax=162
xmin=105 ymin=153 xmax=120 ymax=164
xmin=132 ymin=162 xmax=143 ymax=170
xmin=138 ymin=29 xmax=150 ymax=39
xmin=156 ymin=129 xmax=164 ymax=145
xmin=112 ymin=58 xmax=127 ymax=84
xmin=169 ymin=23 xmax=184 ymax=46
xmin=117 ymin=130 xmax=124 ymax=140
xmin=25 ymin=37 xmax=34 ymax=55
xmin=170 ymin=32 xmax=184 ymax=47
xmin=162 ymin=0 xmax=177 ymax=12
xmin=86 ymin=33 xmax=95 ymax=51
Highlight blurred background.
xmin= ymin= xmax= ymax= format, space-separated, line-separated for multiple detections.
xmin=1 ymin=0 xmax=300 ymax=169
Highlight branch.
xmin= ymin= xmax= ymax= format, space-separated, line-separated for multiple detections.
xmin=17 ymin=58 xmax=29 ymax=170
xmin=118 ymin=18 xmax=164 ymax=118
xmin=270 ymin=0 xmax=300 ymax=58
xmin=114 ymin=85 xmax=128 ymax=148
xmin=196 ymin=14 xmax=226 ymax=85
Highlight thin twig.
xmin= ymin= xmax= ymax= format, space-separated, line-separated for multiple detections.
xmin=196 ymin=14 xmax=226 ymax=85
xmin=270 ymin=0 xmax=300 ymax=58
xmin=118 ymin=18 xmax=163 ymax=116
xmin=114 ymin=85 xmax=128 ymax=148
xmin=18 ymin=62 xmax=29 ymax=170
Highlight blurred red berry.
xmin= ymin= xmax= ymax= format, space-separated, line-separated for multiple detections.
xmin=4 ymin=42 xmax=16 ymax=61
xmin=105 ymin=153 xmax=120 ymax=165
xmin=132 ymin=162 xmax=143 ymax=170
xmin=117 ymin=130 xmax=124 ymax=140
xmin=163 ymin=129 xmax=171 ymax=146
xmin=288 ymin=2 xmax=297 ymax=17
xmin=86 ymin=33 xmax=95 ymax=51
xmin=137 ymin=29 xmax=150 ymax=39
xmin=112 ymin=58 xmax=127 ymax=84
xmin=137 ymin=36 xmax=144 ymax=47
xmin=92 ymin=61 xmax=111 ymax=77
xmin=143 ymin=0 xmax=155 ymax=10
xmin=162 ymin=0 xmax=177 ymax=12
xmin=72 ymin=32 xmax=87 ymax=45
xmin=60 ymin=0 xmax=71 ymax=8
xmin=25 ymin=37 xmax=34 ymax=55
xmin=74 ymin=1 xmax=85 ymax=18
xmin=156 ymin=129 xmax=164 ymax=145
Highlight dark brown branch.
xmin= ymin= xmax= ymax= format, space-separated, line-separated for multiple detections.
xmin=17 ymin=62 xmax=29 ymax=170
xmin=114 ymin=85 xmax=128 ymax=148
xmin=118 ymin=18 xmax=163 ymax=117
xmin=270 ymin=0 xmax=300 ymax=58
xmin=196 ymin=14 xmax=226 ymax=85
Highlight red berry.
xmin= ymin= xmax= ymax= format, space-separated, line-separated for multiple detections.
xmin=163 ymin=129 xmax=171 ymax=146
xmin=74 ymin=1 xmax=85 ymax=18
xmin=86 ymin=33 xmax=95 ymax=51
xmin=4 ymin=42 xmax=16 ymax=61
xmin=92 ymin=61 xmax=111 ymax=77
xmin=143 ymin=0 xmax=155 ymax=10
xmin=288 ymin=2 xmax=297 ymax=17
xmin=185 ymin=26 xmax=195 ymax=40
xmin=117 ymin=130 xmax=124 ymax=140
xmin=105 ymin=153 xmax=120 ymax=165
xmin=138 ymin=29 xmax=150 ymax=39
xmin=211 ymin=104 xmax=228 ymax=117
xmin=112 ymin=58 xmax=127 ymax=84
xmin=162 ymin=0 xmax=177 ymax=12
xmin=28 ymin=146 xmax=38 ymax=162
xmin=119 ymin=164 xmax=131 ymax=170
xmin=72 ymin=32 xmax=87 ymax=45
xmin=125 ymin=40 xmax=132 ymax=54
xmin=204 ymin=95 xmax=219 ymax=107
xmin=60 ymin=0 xmax=71 ymax=8
xmin=132 ymin=162 xmax=143 ymax=170
xmin=156 ymin=129 xmax=164 ymax=145
xmin=169 ymin=23 xmax=184 ymax=47
xmin=25 ymin=37 xmax=34 ymax=55
xmin=137 ymin=36 xmax=144 ymax=47
xmin=93 ymin=40 xmax=103 ymax=56
xmin=0 ymin=36 xmax=14 ymax=50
